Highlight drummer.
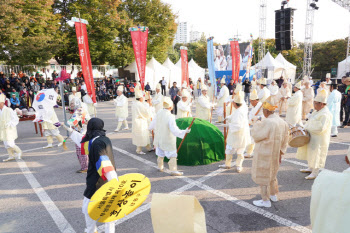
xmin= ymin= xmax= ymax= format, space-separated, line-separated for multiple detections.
xmin=296 ymin=90 xmax=332 ymax=180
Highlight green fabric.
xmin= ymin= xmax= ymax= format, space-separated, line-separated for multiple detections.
xmin=164 ymin=117 xmax=225 ymax=166
xmin=345 ymin=85 xmax=350 ymax=94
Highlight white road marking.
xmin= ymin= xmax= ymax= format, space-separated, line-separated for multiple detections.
xmin=108 ymin=146 xmax=311 ymax=233
xmin=16 ymin=159 xmax=76 ymax=233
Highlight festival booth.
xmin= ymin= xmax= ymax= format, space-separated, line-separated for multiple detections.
xmin=163 ymin=57 xmax=182 ymax=87
xmin=275 ymin=53 xmax=297 ymax=83
xmin=337 ymin=56 xmax=350 ymax=79
xmin=252 ymin=52 xmax=285 ymax=81
xmin=188 ymin=59 xmax=205 ymax=81
xmin=146 ymin=57 xmax=170 ymax=88
xmin=124 ymin=60 xmax=155 ymax=89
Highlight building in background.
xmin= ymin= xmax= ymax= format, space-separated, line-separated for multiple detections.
xmin=189 ymin=29 xmax=201 ymax=42
xmin=174 ymin=22 xmax=188 ymax=44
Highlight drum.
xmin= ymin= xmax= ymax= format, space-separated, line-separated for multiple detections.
xmin=289 ymin=126 xmax=310 ymax=147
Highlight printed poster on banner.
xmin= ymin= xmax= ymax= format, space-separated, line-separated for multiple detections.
xmin=180 ymin=46 xmax=189 ymax=87
xmin=73 ymin=18 xmax=96 ymax=103
xmin=130 ymin=26 xmax=149 ymax=90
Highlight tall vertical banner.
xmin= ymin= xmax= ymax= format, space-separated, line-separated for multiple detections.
xmin=245 ymin=34 xmax=254 ymax=80
xmin=230 ymin=39 xmax=241 ymax=83
xmin=180 ymin=46 xmax=189 ymax=86
xmin=130 ymin=26 xmax=149 ymax=90
xmin=207 ymin=37 xmax=216 ymax=95
xmin=72 ymin=17 xmax=96 ymax=103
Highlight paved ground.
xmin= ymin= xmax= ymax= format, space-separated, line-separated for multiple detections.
xmin=0 ymin=98 xmax=349 ymax=233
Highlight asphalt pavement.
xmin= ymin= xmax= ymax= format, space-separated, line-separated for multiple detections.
xmin=0 ymin=97 xmax=349 ymax=233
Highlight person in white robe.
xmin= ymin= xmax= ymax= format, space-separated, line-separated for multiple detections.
xmin=296 ymin=89 xmax=332 ymax=179
xmin=268 ymin=80 xmax=279 ymax=104
xmin=301 ymin=80 xmax=314 ymax=120
xmin=327 ymin=84 xmax=341 ymax=137
xmin=41 ymin=107 xmax=65 ymax=149
xmin=216 ymin=77 xmax=229 ymax=123
xmin=285 ymin=81 xmax=303 ymax=126
xmin=251 ymin=75 xmax=258 ymax=91
xmin=251 ymin=96 xmax=289 ymax=208
xmin=219 ymin=91 xmax=250 ymax=173
xmin=82 ymin=90 xmax=96 ymax=117
xmin=0 ymin=94 xmax=22 ymax=161
xmin=114 ymin=85 xmax=129 ymax=132
xmin=207 ymin=81 xmax=215 ymax=102
xmin=325 ymin=73 xmax=332 ymax=93
xmin=310 ymin=152 xmax=350 ymax=233
xmin=317 ymin=82 xmax=328 ymax=97
xmin=152 ymin=83 xmax=163 ymax=113
xmin=69 ymin=86 xmax=81 ymax=107
xmin=149 ymin=97 xmax=190 ymax=176
xmin=257 ymin=78 xmax=270 ymax=103
xmin=196 ymin=85 xmax=214 ymax=121
xmin=245 ymin=89 xmax=264 ymax=158
xmin=177 ymin=90 xmax=192 ymax=118
xmin=132 ymin=91 xmax=152 ymax=154
xmin=277 ymin=82 xmax=291 ymax=116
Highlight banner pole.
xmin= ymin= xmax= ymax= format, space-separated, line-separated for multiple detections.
xmin=59 ymin=80 xmax=68 ymax=136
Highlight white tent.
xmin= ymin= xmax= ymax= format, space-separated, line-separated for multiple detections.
xmin=275 ymin=53 xmax=297 ymax=83
xmin=252 ymin=52 xmax=285 ymax=80
xmin=175 ymin=58 xmax=205 ymax=84
xmin=124 ymin=61 xmax=155 ymax=89
xmin=146 ymin=57 xmax=170 ymax=88
xmin=163 ymin=57 xmax=181 ymax=87
xmin=337 ymin=56 xmax=350 ymax=79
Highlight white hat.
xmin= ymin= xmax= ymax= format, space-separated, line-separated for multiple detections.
xmin=182 ymin=90 xmax=190 ymax=98
xmin=72 ymin=87 xmax=76 ymax=92
xmin=253 ymin=75 xmax=257 ymax=79
xmin=233 ymin=91 xmax=244 ymax=104
xmin=295 ymin=81 xmax=302 ymax=89
xmin=326 ymin=73 xmax=331 ymax=79
xmin=260 ymin=78 xmax=267 ymax=85
xmin=238 ymin=76 xmax=243 ymax=81
xmin=117 ymin=85 xmax=124 ymax=92
xmin=135 ymin=90 xmax=143 ymax=99
xmin=202 ymin=84 xmax=208 ymax=91
xmin=207 ymin=80 xmax=211 ymax=84
xmin=220 ymin=77 xmax=226 ymax=84
xmin=0 ymin=94 xmax=5 ymax=103
xmin=156 ymin=83 xmax=161 ymax=90
xmin=314 ymin=89 xmax=328 ymax=104
xmin=250 ymin=89 xmax=258 ymax=100
xmin=163 ymin=96 xmax=173 ymax=109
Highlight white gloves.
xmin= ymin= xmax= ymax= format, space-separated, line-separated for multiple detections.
xmin=62 ymin=123 xmax=73 ymax=133
xmin=185 ymin=127 xmax=191 ymax=134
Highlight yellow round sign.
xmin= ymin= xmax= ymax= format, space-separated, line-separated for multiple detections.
xmin=88 ymin=173 xmax=151 ymax=222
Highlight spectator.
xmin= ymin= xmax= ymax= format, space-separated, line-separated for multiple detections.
xmin=161 ymin=77 xmax=167 ymax=95
xmin=169 ymin=82 xmax=179 ymax=103
xmin=52 ymin=70 xmax=58 ymax=80
xmin=10 ymin=93 xmax=21 ymax=110
xmin=228 ymin=79 xmax=235 ymax=95
xmin=197 ymin=78 xmax=202 ymax=96
xmin=243 ymin=78 xmax=251 ymax=104
xmin=145 ymin=82 xmax=152 ymax=95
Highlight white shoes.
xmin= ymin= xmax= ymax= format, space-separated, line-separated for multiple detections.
xmin=57 ymin=142 xmax=63 ymax=147
xmin=3 ymin=157 xmax=15 ymax=162
xmin=16 ymin=152 xmax=22 ymax=160
xmin=123 ymin=127 xmax=129 ymax=130
xmin=253 ymin=200 xmax=272 ymax=208
xmin=114 ymin=128 xmax=120 ymax=132
xmin=244 ymin=154 xmax=253 ymax=158
xmin=300 ymin=168 xmax=312 ymax=173
xmin=236 ymin=166 xmax=243 ymax=173
xmin=218 ymin=164 xmax=231 ymax=169
xmin=305 ymin=173 xmax=318 ymax=180
xmin=43 ymin=144 xmax=53 ymax=149
xmin=270 ymin=195 xmax=278 ymax=202
xmin=137 ymin=151 xmax=146 ymax=155
xmin=171 ymin=171 xmax=183 ymax=176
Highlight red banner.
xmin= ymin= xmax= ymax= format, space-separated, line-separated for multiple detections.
xmin=181 ymin=48 xmax=189 ymax=86
xmin=74 ymin=22 xmax=96 ymax=103
xmin=130 ymin=27 xmax=149 ymax=90
xmin=230 ymin=41 xmax=241 ymax=83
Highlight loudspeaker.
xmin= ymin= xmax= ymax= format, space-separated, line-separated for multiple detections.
xmin=275 ymin=8 xmax=295 ymax=51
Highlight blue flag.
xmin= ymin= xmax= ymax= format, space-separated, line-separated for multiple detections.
xmin=207 ymin=38 xmax=216 ymax=96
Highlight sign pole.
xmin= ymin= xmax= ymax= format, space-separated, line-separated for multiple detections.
xmin=59 ymin=80 xmax=68 ymax=136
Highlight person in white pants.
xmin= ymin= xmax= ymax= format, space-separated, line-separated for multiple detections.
xmin=114 ymin=85 xmax=129 ymax=132
xmin=219 ymin=91 xmax=250 ymax=173
xmin=0 ymin=94 xmax=22 ymax=161
xmin=149 ymin=97 xmax=190 ymax=176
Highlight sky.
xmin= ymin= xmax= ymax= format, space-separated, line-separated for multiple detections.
xmin=161 ymin=0 xmax=350 ymax=44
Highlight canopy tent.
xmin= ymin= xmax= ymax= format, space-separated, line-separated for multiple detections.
xmin=275 ymin=53 xmax=297 ymax=83
xmin=146 ymin=57 xmax=170 ymax=88
xmin=163 ymin=57 xmax=181 ymax=87
xmin=175 ymin=58 xmax=205 ymax=84
xmin=124 ymin=60 xmax=155 ymax=89
xmin=252 ymin=52 xmax=285 ymax=80
xmin=337 ymin=56 xmax=350 ymax=79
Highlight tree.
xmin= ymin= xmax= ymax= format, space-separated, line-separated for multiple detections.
xmin=0 ymin=0 xmax=60 ymax=65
